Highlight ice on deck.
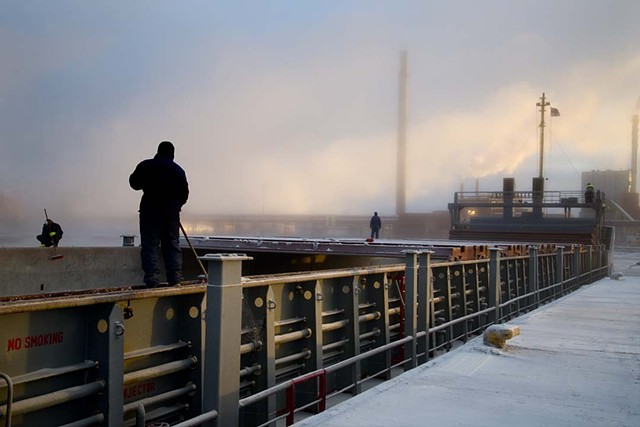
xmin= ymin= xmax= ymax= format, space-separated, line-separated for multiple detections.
xmin=296 ymin=251 xmax=640 ymax=427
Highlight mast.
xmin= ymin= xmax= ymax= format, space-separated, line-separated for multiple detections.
xmin=536 ymin=92 xmax=550 ymax=179
xmin=632 ymin=98 xmax=639 ymax=193
xmin=396 ymin=50 xmax=408 ymax=217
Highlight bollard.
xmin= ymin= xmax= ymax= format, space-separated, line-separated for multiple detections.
xmin=483 ymin=324 xmax=520 ymax=349
xmin=121 ymin=235 xmax=135 ymax=247
xmin=199 ymin=253 xmax=252 ymax=427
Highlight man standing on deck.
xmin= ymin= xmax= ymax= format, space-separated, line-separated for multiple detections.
xmin=370 ymin=211 xmax=382 ymax=239
xmin=585 ymin=182 xmax=595 ymax=204
xmin=130 ymin=141 xmax=189 ymax=287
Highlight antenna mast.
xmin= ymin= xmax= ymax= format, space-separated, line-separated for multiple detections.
xmin=536 ymin=93 xmax=550 ymax=179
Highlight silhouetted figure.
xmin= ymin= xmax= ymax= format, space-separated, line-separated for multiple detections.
xmin=130 ymin=141 xmax=189 ymax=287
xmin=585 ymin=182 xmax=595 ymax=204
xmin=37 ymin=219 xmax=63 ymax=247
xmin=370 ymin=212 xmax=382 ymax=239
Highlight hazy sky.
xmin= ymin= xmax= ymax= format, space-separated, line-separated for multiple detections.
xmin=1 ymin=1 xmax=639 ymax=230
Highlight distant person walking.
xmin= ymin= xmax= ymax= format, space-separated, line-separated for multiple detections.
xmin=370 ymin=212 xmax=382 ymax=239
xmin=130 ymin=141 xmax=189 ymax=287
xmin=585 ymin=182 xmax=595 ymax=204
xmin=37 ymin=218 xmax=63 ymax=247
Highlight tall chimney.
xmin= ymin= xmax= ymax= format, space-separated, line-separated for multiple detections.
xmin=632 ymin=110 xmax=639 ymax=193
xmin=396 ymin=50 xmax=408 ymax=217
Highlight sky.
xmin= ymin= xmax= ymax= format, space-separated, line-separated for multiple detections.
xmin=1 ymin=1 xmax=639 ymax=236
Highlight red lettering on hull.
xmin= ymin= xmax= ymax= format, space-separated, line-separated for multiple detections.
xmin=5 ymin=332 xmax=64 ymax=352
xmin=123 ymin=382 xmax=156 ymax=400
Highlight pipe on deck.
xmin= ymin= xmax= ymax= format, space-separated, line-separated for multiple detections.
xmin=274 ymin=328 xmax=312 ymax=345
xmin=58 ymin=413 xmax=105 ymax=427
xmin=0 ymin=372 xmax=13 ymax=427
xmin=0 ymin=381 xmax=105 ymax=418
xmin=123 ymin=357 xmax=197 ymax=386
xmin=359 ymin=311 xmax=381 ymax=322
xmin=124 ymin=384 xmax=197 ymax=414
xmin=322 ymin=319 xmax=349 ymax=332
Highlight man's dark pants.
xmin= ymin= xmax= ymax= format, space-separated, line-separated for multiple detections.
xmin=140 ymin=212 xmax=182 ymax=285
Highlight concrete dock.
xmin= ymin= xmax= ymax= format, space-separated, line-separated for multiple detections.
xmin=296 ymin=251 xmax=640 ymax=427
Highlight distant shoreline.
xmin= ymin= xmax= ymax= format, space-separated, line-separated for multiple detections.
xmin=0 ymin=234 xmax=126 ymax=248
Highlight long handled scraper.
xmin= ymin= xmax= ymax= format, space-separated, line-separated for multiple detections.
xmin=180 ymin=222 xmax=208 ymax=282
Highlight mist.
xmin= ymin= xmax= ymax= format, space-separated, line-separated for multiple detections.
xmin=1 ymin=1 xmax=639 ymax=242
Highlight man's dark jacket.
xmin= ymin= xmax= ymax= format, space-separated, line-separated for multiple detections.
xmin=129 ymin=152 xmax=189 ymax=218
xmin=38 ymin=221 xmax=63 ymax=247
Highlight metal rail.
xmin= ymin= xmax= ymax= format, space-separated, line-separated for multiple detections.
xmin=123 ymin=358 xmax=198 ymax=386
xmin=0 ymin=284 xmax=205 ymax=315
xmin=124 ymin=341 xmax=191 ymax=360
xmin=0 ymin=361 xmax=97 ymax=388
xmin=242 ymin=264 xmax=405 ymax=287
xmin=123 ymin=384 xmax=197 ymax=414
xmin=238 ymin=336 xmax=414 ymax=426
xmin=0 ymin=372 xmax=12 ymax=427
xmin=59 ymin=413 xmax=105 ymax=427
xmin=1 ymin=381 xmax=105 ymax=418
xmin=173 ymin=411 xmax=219 ymax=427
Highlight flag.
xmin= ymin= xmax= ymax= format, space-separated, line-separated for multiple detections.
xmin=550 ymin=107 xmax=560 ymax=117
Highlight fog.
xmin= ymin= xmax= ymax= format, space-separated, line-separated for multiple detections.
xmin=1 ymin=1 xmax=639 ymax=240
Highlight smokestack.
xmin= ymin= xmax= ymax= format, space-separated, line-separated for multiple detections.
xmin=396 ymin=50 xmax=408 ymax=217
xmin=632 ymin=101 xmax=639 ymax=193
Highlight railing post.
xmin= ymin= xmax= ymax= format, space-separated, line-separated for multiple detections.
xmin=286 ymin=383 xmax=296 ymax=426
xmin=555 ymin=246 xmax=564 ymax=299
xmin=528 ymin=246 xmax=539 ymax=308
xmin=417 ymin=252 xmax=432 ymax=364
xmin=589 ymin=245 xmax=596 ymax=283
xmin=244 ymin=284 xmax=276 ymax=426
xmin=350 ymin=275 xmax=362 ymax=394
xmin=403 ymin=251 xmax=419 ymax=370
xmin=87 ymin=303 xmax=124 ymax=427
xmin=572 ymin=245 xmax=580 ymax=291
xmin=264 ymin=286 xmax=277 ymax=422
xmin=488 ymin=248 xmax=501 ymax=324
xmin=294 ymin=279 xmax=324 ymax=412
xmin=199 ymin=253 xmax=252 ymax=427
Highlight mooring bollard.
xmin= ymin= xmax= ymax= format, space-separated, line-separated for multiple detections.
xmin=483 ymin=324 xmax=520 ymax=348
xmin=121 ymin=235 xmax=135 ymax=247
